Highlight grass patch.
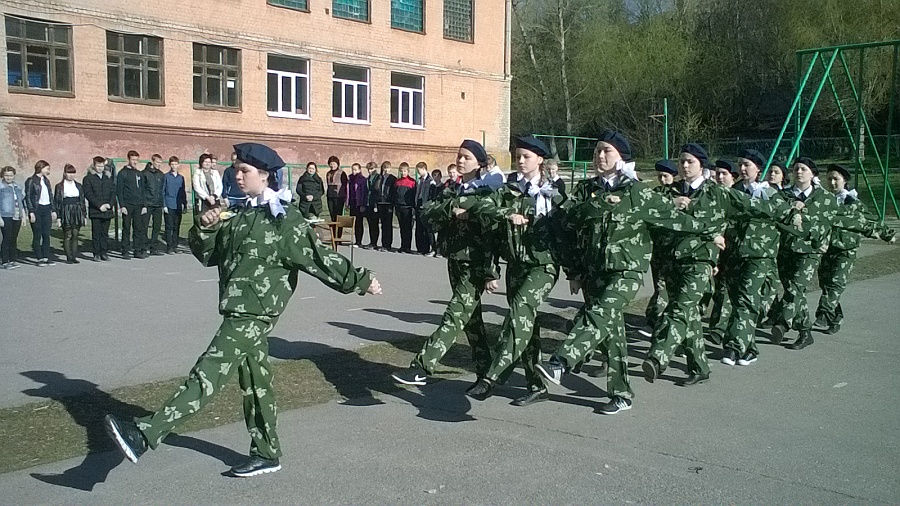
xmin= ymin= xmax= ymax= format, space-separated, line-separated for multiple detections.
xmin=1 ymin=243 xmax=897 ymax=475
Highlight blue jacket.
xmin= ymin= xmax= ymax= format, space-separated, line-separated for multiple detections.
xmin=221 ymin=165 xmax=246 ymax=201
xmin=0 ymin=181 xmax=26 ymax=219
xmin=163 ymin=171 xmax=187 ymax=211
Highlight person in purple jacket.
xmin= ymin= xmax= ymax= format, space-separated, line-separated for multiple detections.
xmin=347 ymin=163 xmax=368 ymax=247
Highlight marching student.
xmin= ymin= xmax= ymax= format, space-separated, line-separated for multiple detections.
xmin=642 ymin=159 xmax=678 ymax=337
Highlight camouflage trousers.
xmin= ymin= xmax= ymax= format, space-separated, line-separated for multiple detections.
xmin=772 ymin=253 xmax=822 ymax=331
xmin=137 ymin=315 xmax=281 ymax=459
xmin=815 ymin=247 xmax=856 ymax=327
xmin=722 ymin=257 xmax=773 ymax=355
xmin=415 ymin=259 xmax=491 ymax=376
xmin=760 ymin=266 xmax=779 ymax=323
xmin=485 ymin=263 xmax=558 ymax=391
xmin=644 ymin=256 xmax=668 ymax=329
xmin=555 ymin=270 xmax=642 ymax=399
xmin=706 ymin=265 xmax=731 ymax=340
xmin=648 ymin=262 xmax=712 ymax=376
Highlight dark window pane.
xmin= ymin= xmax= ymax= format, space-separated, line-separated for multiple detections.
xmin=107 ymin=32 xmax=119 ymax=51
xmin=413 ymin=91 xmax=423 ymax=125
xmin=54 ymin=57 xmax=70 ymax=91
xmin=391 ymin=0 xmax=424 ymax=32
xmin=268 ymin=0 xmax=309 ymax=10
xmin=226 ymin=79 xmax=238 ymax=107
xmin=357 ymin=84 xmax=367 ymax=121
xmin=193 ymin=44 xmax=203 ymax=62
xmin=148 ymin=60 xmax=159 ymax=70
xmin=8 ymin=47 xmax=23 ymax=87
xmin=281 ymin=75 xmax=291 ymax=113
xmin=226 ymin=49 xmax=238 ymax=66
xmin=25 ymin=21 xmax=48 ymax=41
xmin=333 ymin=64 xmax=367 ymax=82
xmin=391 ymin=72 xmax=422 ymax=89
xmin=267 ymin=72 xmax=279 ymax=112
xmin=207 ymin=75 xmax=222 ymax=105
xmin=108 ymin=63 xmax=119 ymax=96
xmin=296 ymin=76 xmax=308 ymax=114
xmin=54 ymin=48 xmax=69 ymax=59
xmin=206 ymin=46 xmax=222 ymax=64
xmin=444 ymin=0 xmax=473 ymax=42
xmin=52 ymin=26 xmax=69 ymax=43
xmin=390 ymin=88 xmax=399 ymax=123
xmin=123 ymin=35 xmax=142 ymax=54
xmin=26 ymin=48 xmax=50 ymax=89
xmin=344 ymin=83 xmax=353 ymax=117
xmin=124 ymin=66 xmax=142 ymax=98
xmin=147 ymin=37 xmax=160 ymax=56
xmin=333 ymin=0 xmax=370 ymax=21
xmin=401 ymin=91 xmax=410 ymax=123
xmin=147 ymin=70 xmax=160 ymax=100
xmin=193 ymin=74 xmax=202 ymax=103
xmin=268 ymin=54 xmax=306 ymax=74
xmin=332 ymin=81 xmax=342 ymax=117
xmin=6 ymin=17 xmax=23 ymax=38
xmin=124 ymin=57 xmax=142 ymax=68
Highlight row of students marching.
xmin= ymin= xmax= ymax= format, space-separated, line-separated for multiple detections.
xmin=392 ymin=132 xmax=894 ymax=415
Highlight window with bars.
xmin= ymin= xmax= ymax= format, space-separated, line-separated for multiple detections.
xmin=106 ymin=32 xmax=163 ymax=103
xmin=443 ymin=0 xmax=473 ymax=42
xmin=192 ymin=43 xmax=241 ymax=109
xmin=392 ymin=0 xmax=424 ymax=33
xmin=390 ymin=73 xmax=424 ymax=129
xmin=267 ymin=55 xmax=309 ymax=118
xmin=5 ymin=15 xmax=72 ymax=93
xmin=268 ymin=0 xmax=309 ymax=10
xmin=332 ymin=0 xmax=370 ymax=22
xmin=332 ymin=64 xmax=369 ymax=123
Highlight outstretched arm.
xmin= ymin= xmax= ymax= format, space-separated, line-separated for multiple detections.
xmin=282 ymin=220 xmax=376 ymax=295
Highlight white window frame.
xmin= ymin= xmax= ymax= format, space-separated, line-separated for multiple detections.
xmin=390 ymin=74 xmax=424 ymax=129
xmin=332 ymin=64 xmax=370 ymax=125
xmin=267 ymin=57 xmax=310 ymax=120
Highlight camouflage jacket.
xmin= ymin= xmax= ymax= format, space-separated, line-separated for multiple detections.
xmin=422 ymin=183 xmax=499 ymax=278
xmin=558 ymin=175 xmax=713 ymax=280
xmin=828 ymin=193 xmax=895 ymax=251
xmin=469 ymin=179 xmax=565 ymax=267
xmin=190 ymin=206 xmax=373 ymax=318
xmin=725 ymin=182 xmax=795 ymax=260
xmin=648 ymin=184 xmax=678 ymax=260
xmin=779 ymin=185 xmax=882 ymax=255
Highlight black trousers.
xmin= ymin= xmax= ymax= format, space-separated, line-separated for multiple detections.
xmin=91 ymin=217 xmax=111 ymax=256
xmin=1 ymin=218 xmax=21 ymax=263
xmin=145 ymin=206 xmax=163 ymax=252
xmin=377 ymin=203 xmax=394 ymax=249
xmin=121 ymin=205 xmax=146 ymax=254
xmin=327 ymin=196 xmax=345 ymax=237
xmin=349 ymin=206 xmax=366 ymax=245
xmin=366 ymin=207 xmax=379 ymax=246
xmin=31 ymin=204 xmax=52 ymax=260
xmin=414 ymin=208 xmax=432 ymax=254
xmin=62 ymin=226 xmax=80 ymax=261
xmin=397 ymin=206 xmax=414 ymax=252
xmin=164 ymin=209 xmax=183 ymax=252
xmin=298 ymin=198 xmax=323 ymax=219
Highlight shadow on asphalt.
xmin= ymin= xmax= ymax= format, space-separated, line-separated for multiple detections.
xmin=20 ymin=370 xmax=244 ymax=491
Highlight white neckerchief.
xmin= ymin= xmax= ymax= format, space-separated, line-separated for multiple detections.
xmin=835 ymin=188 xmax=858 ymax=204
xmin=63 ymin=179 xmax=79 ymax=197
xmin=247 ymin=187 xmax=286 ymax=218
xmin=616 ymin=160 xmax=638 ymax=181
xmin=748 ymin=180 xmax=770 ymax=200
xmin=519 ymin=173 xmax=556 ymax=217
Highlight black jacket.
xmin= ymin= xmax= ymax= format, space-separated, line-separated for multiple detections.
xmin=414 ymin=175 xmax=436 ymax=209
xmin=53 ymin=180 xmax=86 ymax=214
xmin=142 ymin=163 xmax=166 ymax=208
xmin=374 ymin=172 xmax=396 ymax=205
xmin=83 ymin=171 xmax=116 ymax=219
xmin=116 ymin=166 xmax=146 ymax=208
xmin=296 ymin=172 xmax=325 ymax=199
xmin=24 ymin=175 xmax=55 ymax=213
xmin=394 ymin=176 xmax=417 ymax=208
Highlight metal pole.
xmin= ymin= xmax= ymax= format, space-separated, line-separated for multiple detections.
xmin=795 ymin=52 xmax=803 ymax=144
xmin=663 ymin=97 xmax=670 ymax=159
xmin=883 ymin=44 xmax=898 ymax=219
xmin=855 ymin=48 xmax=865 ymax=189
xmin=764 ymin=53 xmax=818 ymax=174
xmin=784 ymin=51 xmax=839 ymax=169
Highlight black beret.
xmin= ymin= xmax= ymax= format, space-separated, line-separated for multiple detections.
xmin=793 ymin=156 xmax=818 ymax=174
xmin=680 ymin=143 xmax=709 ymax=168
xmin=233 ymin=143 xmax=285 ymax=173
xmin=654 ymin=159 xmax=678 ymax=175
xmin=514 ymin=135 xmax=550 ymax=158
xmin=597 ymin=130 xmax=633 ymax=162
xmin=827 ymin=163 xmax=852 ymax=181
xmin=460 ymin=139 xmax=488 ymax=166
xmin=738 ymin=149 xmax=766 ymax=169
xmin=715 ymin=159 xmax=739 ymax=176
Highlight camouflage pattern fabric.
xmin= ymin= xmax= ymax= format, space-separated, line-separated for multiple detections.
xmin=722 ymin=257 xmax=772 ymax=355
xmin=772 ymin=251 xmax=821 ymax=331
xmin=648 ymin=263 xmax=713 ymax=375
xmin=706 ymin=266 xmax=731 ymax=341
xmin=815 ymin=247 xmax=855 ymax=327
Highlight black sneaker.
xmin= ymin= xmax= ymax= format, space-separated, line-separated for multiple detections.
xmin=641 ymin=358 xmax=660 ymax=383
xmin=597 ymin=396 xmax=632 ymax=415
xmin=721 ymin=349 xmax=738 ymax=366
xmin=466 ymin=378 xmax=495 ymax=401
xmin=391 ymin=366 xmax=429 ymax=386
xmin=122 ymin=252 xmax=132 ymax=260
xmin=677 ymin=373 xmax=710 ymax=387
xmin=103 ymin=414 xmax=147 ymax=463
xmin=535 ymin=359 xmax=566 ymax=386
xmin=512 ymin=388 xmax=549 ymax=406
xmin=229 ymin=456 xmax=282 ymax=477
xmin=770 ymin=324 xmax=787 ymax=345
xmin=737 ymin=351 xmax=758 ymax=366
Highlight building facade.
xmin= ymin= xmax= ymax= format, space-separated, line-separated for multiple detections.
xmin=1 ymin=0 xmax=512 ymax=174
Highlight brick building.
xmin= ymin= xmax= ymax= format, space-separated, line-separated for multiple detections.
xmin=1 ymin=0 xmax=512 ymax=176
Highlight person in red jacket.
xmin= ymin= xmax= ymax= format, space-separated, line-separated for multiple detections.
xmin=393 ymin=162 xmax=417 ymax=254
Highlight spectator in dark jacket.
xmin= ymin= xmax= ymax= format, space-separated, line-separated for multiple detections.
xmin=414 ymin=162 xmax=437 ymax=255
xmin=394 ymin=162 xmax=416 ymax=254
xmin=116 ymin=150 xmax=148 ymax=259
xmin=375 ymin=161 xmax=397 ymax=251
xmin=325 ymin=156 xmax=349 ymax=233
xmin=347 ymin=162 xmax=368 ymax=247
xmin=54 ymin=164 xmax=87 ymax=264
xmin=83 ymin=156 xmax=116 ymax=261
xmin=24 ymin=160 xmax=57 ymax=265
xmin=547 ymin=159 xmax=566 ymax=197
xmin=163 ymin=156 xmax=188 ymax=254
xmin=221 ymin=152 xmax=246 ymax=209
xmin=363 ymin=162 xmax=381 ymax=249
xmin=143 ymin=154 xmax=166 ymax=255
xmin=444 ymin=164 xmax=461 ymax=190
xmin=296 ymin=162 xmax=325 ymax=221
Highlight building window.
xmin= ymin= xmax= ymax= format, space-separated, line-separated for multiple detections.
xmin=332 ymin=64 xmax=369 ymax=123
xmin=192 ymin=43 xmax=241 ymax=109
xmin=392 ymin=0 xmax=424 ymax=33
xmin=443 ymin=0 xmax=473 ymax=42
xmin=268 ymin=0 xmax=308 ymax=10
xmin=267 ymin=55 xmax=309 ymax=118
xmin=332 ymin=0 xmax=370 ymax=22
xmin=106 ymin=32 xmax=163 ymax=103
xmin=5 ymin=15 xmax=72 ymax=93
xmin=390 ymin=73 xmax=424 ymax=128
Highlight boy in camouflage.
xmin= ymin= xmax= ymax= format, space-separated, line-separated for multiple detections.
xmin=392 ymin=140 xmax=503 ymax=388
xmin=642 ymin=159 xmax=678 ymax=337
xmin=104 ymin=143 xmax=381 ymax=478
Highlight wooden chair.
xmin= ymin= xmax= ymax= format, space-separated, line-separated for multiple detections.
xmin=331 ymin=215 xmax=356 ymax=262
